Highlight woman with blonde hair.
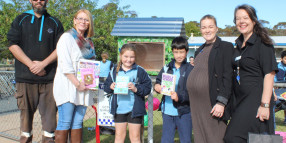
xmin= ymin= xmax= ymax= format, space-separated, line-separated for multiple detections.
xmin=53 ymin=9 xmax=95 ymax=142
xmin=187 ymin=15 xmax=234 ymax=143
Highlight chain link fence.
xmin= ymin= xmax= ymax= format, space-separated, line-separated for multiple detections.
xmin=0 ymin=71 xmax=169 ymax=143
xmin=2 ymin=70 xmax=284 ymax=142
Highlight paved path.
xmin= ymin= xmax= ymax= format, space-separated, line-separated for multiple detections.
xmin=0 ymin=136 xmax=18 ymax=143
xmin=0 ymin=90 xmax=100 ymax=143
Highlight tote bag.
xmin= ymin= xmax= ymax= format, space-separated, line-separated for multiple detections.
xmin=248 ymin=133 xmax=283 ymax=143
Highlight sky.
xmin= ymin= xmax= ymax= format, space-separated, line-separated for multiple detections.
xmin=97 ymin=0 xmax=286 ymax=28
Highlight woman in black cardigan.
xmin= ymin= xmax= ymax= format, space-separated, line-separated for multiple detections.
xmin=186 ymin=15 xmax=234 ymax=143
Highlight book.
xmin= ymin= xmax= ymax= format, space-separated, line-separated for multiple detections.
xmin=274 ymin=88 xmax=286 ymax=100
xmin=161 ymin=73 xmax=176 ymax=96
xmin=77 ymin=59 xmax=100 ymax=90
xmin=114 ymin=76 xmax=130 ymax=95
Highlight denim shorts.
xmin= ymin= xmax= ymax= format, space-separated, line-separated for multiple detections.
xmin=56 ymin=102 xmax=87 ymax=130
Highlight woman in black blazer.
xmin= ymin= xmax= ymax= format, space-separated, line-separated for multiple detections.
xmin=186 ymin=15 xmax=234 ymax=143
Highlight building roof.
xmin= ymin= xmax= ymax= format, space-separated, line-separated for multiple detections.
xmin=111 ymin=18 xmax=186 ymax=37
xmin=188 ymin=36 xmax=286 ymax=47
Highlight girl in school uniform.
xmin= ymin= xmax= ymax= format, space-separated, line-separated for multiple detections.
xmin=104 ymin=44 xmax=152 ymax=143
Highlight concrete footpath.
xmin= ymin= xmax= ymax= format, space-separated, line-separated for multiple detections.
xmin=0 ymin=136 xmax=18 ymax=143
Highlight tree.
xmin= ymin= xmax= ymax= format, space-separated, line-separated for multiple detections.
xmin=46 ymin=0 xmax=99 ymax=32
xmin=273 ymin=22 xmax=286 ymax=36
xmin=0 ymin=0 xmax=137 ymax=62
xmin=274 ymin=22 xmax=286 ymax=29
xmin=258 ymin=19 xmax=277 ymax=36
xmin=0 ymin=0 xmax=29 ymax=59
xmin=217 ymin=25 xmax=239 ymax=36
xmin=259 ymin=19 xmax=270 ymax=27
xmin=92 ymin=1 xmax=137 ymax=62
xmin=185 ymin=21 xmax=201 ymax=37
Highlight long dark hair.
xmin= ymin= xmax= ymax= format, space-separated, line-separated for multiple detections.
xmin=234 ymin=4 xmax=273 ymax=45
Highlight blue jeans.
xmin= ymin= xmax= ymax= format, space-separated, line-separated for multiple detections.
xmin=56 ymin=102 xmax=87 ymax=130
xmin=161 ymin=112 xmax=192 ymax=143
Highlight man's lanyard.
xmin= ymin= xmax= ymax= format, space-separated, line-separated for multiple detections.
xmin=235 ymin=45 xmax=249 ymax=85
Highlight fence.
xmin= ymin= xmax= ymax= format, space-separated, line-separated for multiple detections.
xmin=4 ymin=71 xmax=285 ymax=142
xmin=0 ymin=71 xmax=170 ymax=143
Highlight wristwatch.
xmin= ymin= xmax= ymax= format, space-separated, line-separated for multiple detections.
xmin=260 ymin=102 xmax=270 ymax=108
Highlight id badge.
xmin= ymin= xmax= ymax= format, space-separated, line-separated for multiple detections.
xmin=235 ymin=56 xmax=241 ymax=61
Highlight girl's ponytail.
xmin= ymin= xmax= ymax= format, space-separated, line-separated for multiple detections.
xmin=116 ymin=60 xmax=122 ymax=73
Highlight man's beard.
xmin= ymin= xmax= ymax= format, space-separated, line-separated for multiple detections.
xmin=32 ymin=2 xmax=47 ymax=15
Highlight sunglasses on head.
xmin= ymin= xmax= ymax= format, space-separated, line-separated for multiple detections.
xmin=32 ymin=0 xmax=46 ymax=1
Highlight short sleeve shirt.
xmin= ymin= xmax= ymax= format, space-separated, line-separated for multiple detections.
xmin=161 ymin=66 xmax=180 ymax=116
xmin=233 ymin=33 xmax=278 ymax=85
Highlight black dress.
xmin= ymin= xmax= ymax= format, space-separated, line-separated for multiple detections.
xmin=224 ymin=33 xmax=278 ymax=143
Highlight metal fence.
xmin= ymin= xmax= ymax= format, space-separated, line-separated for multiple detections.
xmin=0 ymin=71 xmax=167 ymax=143
xmin=3 ymin=70 xmax=285 ymax=142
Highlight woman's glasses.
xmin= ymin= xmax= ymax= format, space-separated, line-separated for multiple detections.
xmin=76 ymin=17 xmax=89 ymax=23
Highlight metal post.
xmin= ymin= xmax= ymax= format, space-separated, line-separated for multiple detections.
xmin=147 ymin=92 xmax=153 ymax=143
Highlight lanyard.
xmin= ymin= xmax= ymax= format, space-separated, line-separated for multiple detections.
xmin=235 ymin=45 xmax=249 ymax=85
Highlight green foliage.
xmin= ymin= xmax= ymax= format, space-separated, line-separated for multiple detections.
xmin=0 ymin=0 xmax=136 ymax=62
xmin=217 ymin=25 xmax=240 ymax=36
xmin=185 ymin=21 xmax=201 ymax=37
xmin=0 ymin=0 xmax=29 ymax=58
xmin=92 ymin=2 xmax=123 ymax=62
xmin=259 ymin=19 xmax=270 ymax=25
xmin=273 ymin=22 xmax=286 ymax=36
xmin=46 ymin=0 xmax=137 ymax=63
xmin=274 ymin=22 xmax=286 ymax=29
xmin=147 ymin=71 xmax=159 ymax=76
xmin=1 ymin=0 xmax=286 ymax=62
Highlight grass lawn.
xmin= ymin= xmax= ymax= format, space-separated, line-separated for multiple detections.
xmin=82 ymin=111 xmax=185 ymax=143
xmin=275 ymin=110 xmax=286 ymax=132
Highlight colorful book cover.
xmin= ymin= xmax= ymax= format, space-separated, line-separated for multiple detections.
xmin=161 ymin=73 xmax=176 ymax=96
xmin=77 ymin=59 xmax=100 ymax=90
xmin=274 ymin=88 xmax=286 ymax=100
xmin=114 ymin=76 xmax=129 ymax=95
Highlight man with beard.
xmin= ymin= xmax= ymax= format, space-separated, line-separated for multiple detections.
xmin=7 ymin=0 xmax=63 ymax=142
